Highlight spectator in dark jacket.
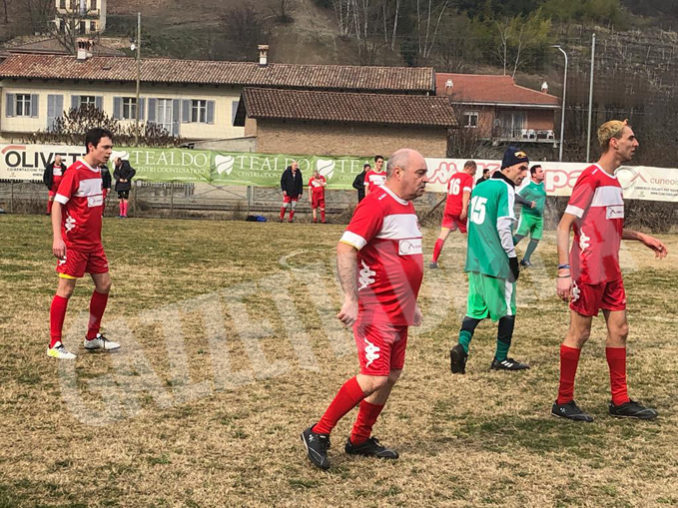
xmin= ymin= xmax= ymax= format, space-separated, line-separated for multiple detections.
xmin=279 ymin=161 xmax=303 ymax=222
xmin=43 ymin=155 xmax=67 ymax=215
xmin=101 ymin=164 xmax=112 ymax=199
xmin=113 ymin=157 xmax=136 ymax=218
xmin=352 ymin=163 xmax=369 ymax=203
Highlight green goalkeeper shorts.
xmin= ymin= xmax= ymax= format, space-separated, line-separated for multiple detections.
xmin=515 ymin=213 xmax=543 ymax=240
xmin=466 ymin=272 xmax=516 ymax=322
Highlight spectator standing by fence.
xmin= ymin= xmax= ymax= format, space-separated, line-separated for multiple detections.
xmin=43 ymin=155 xmax=66 ymax=215
xmin=113 ymin=157 xmax=136 ymax=218
xmin=280 ymin=160 xmax=303 ymax=223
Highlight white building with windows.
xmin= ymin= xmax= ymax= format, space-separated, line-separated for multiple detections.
xmin=55 ymin=0 xmax=107 ymax=34
xmin=0 ymin=52 xmax=435 ymax=145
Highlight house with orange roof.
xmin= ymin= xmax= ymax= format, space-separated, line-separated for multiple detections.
xmin=436 ymin=73 xmax=560 ymax=145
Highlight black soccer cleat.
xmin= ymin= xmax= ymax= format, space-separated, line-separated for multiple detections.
xmin=450 ymin=344 xmax=468 ymax=374
xmin=609 ymin=399 xmax=658 ymax=420
xmin=551 ymin=400 xmax=594 ymax=422
xmin=429 ymin=261 xmax=439 ymax=269
xmin=345 ymin=437 xmax=398 ymax=459
xmin=520 ymin=259 xmax=532 ymax=268
xmin=491 ymin=357 xmax=530 ymax=371
xmin=301 ymin=425 xmax=331 ymax=470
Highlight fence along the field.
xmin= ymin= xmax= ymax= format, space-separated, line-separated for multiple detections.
xmin=2 ymin=144 xmax=678 ymax=202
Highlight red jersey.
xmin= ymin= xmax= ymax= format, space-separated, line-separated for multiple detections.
xmin=364 ymin=170 xmax=387 ymax=193
xmin=565 ymin=164 xmax=624 ymax=284
xmin=308 ymin=175 xmax=326 ymax=196
xmin=443 ymin=171 xmax=474 ymax=216
xmin=54 ymin=159 xmax=105 ymax=252
xmin=340 ymin=186 xmax=423 ymax=326
xmin=52 ymin=164 xmax=65 ymax=177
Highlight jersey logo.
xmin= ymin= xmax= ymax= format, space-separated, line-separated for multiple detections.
xmin=363 ymin=337 xmax=381 ymax=368
xmin=579 ymin=229 xmax=590 ymax=251
xmin=65 ymin=214 xmax=76 ymax=232
xmin=606 ymin=204 xmax=624 ymax=219
xmin=571 ymin=281 xmax=581 ymax=302
xmin=398 ymin=238 xmax=422 ymax=256
xmin=358 ymin=260 xmax=376 ymax=290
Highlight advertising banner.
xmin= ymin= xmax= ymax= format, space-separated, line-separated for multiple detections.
xmin=2 ymin=144 xmax=677 ymax=202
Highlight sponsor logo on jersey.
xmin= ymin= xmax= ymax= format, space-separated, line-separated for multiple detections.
xmin=398 ymin=238 xmax=422 ymax=256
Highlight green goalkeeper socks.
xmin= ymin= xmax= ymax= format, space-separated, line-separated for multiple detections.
xmin=459 ymin=330 xmax=473 ymax=354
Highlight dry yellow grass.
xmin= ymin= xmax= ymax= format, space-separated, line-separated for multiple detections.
xmin=0 ymin=214 xmax=676 ymax=507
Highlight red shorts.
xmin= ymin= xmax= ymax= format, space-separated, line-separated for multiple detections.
xmin=441 ymin=213 xmax=467 ymax=233
xmin=56 ymin=245 xmax=109 ymax=278
xmin=282 ymin=195 xmax=299 ymax=204
xmin=311 ymin=194 xmax=325 ymax=209
xmin=354 ymin=322 xmax=408 ymax=376
xmin=569 ymin=277 xmax=626 ymax=317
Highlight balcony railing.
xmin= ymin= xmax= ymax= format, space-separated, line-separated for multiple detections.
xmin=491 ymin=127 xmax=556 ymax=143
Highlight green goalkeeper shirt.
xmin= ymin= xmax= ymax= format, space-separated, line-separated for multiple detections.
xmin=518 ymin=181 xmax=546 ymax=216
xmin=465 ymin=174 xmax=517 ymax=279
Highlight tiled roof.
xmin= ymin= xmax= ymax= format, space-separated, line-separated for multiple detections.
xmin=0 ymin=53 xmax=434 ymax=93
xmin=237 ymin=87 xmax=457 ymax=128
xmin=436 ymin=73 xmax=560 ymax=107
xmin=7 ymin=38 xmax=125 ymax=56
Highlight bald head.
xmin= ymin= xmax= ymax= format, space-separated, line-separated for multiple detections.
xmin=384 ymin=148 xmax=428 ymax=200
xmin=387 ymin=149 xmax=424 ymax=177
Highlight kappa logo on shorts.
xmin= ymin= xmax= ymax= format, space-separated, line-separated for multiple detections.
xmin=363 ymin=337 xmax=381 ymax=368
xmin=358 ymin=260 xmax=376 ymax=290
xmin=58 ymin=254 xmax=67 ymax=266
xmin=571 ymin=281 xmax=581 ymax=302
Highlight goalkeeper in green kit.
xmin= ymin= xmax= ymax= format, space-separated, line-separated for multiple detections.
xmin=450 ymin=147 xmax=531 ymax=374
xmin=513 ymin=164 xmax=546 ymax=267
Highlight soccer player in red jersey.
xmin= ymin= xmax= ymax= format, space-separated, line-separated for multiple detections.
xmin=552 ymin=120 xmax=667 ymax=421
xmin=308 ymin=168 xmax=327 ymax=223
xmin=430 ymin=160 xmax=476 ymax=269
xmin=301 ymin=149 xmax=428 ymax=470
xmin=47 ymin=128 xmax=120 ymax=359
xmin=363 ymin=155 xmax=386 ymax=195
xmin=43 ymin=155 xmax=66 ymax=215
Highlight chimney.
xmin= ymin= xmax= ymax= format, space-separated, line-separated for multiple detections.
xmin=541 ymin=81 xmax=549 ymax=93
xmin=76 ymin=38 xmax=92 ymax=60
xmin=258 ymin=45 xmax=269 ymax=67
xmin=445 ymin=78 xmax=453 ymax=96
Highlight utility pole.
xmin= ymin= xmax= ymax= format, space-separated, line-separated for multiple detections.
xmin=586 ymin=33 xmax=596 ymax=162
xmin=134 ymin=12 xmax=141 ymax=146
xmin=551 ymin=45 xmax=568 ymax=162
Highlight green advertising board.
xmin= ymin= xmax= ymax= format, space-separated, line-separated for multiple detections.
xmin=111 ymin=147 xmax=371 ymax=189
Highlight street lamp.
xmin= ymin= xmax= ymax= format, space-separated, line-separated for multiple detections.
xmin=134 ymin=12 xmax=141 ymax=146
xmin=551 ymin=45 xmax=567 ymax=162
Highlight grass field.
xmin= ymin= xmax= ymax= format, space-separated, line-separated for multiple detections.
xmin=1 ymin=214 xmax=676 ymax=507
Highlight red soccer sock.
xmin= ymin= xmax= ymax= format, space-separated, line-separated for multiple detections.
xmin=350 ymin=400 xmax=385 ymax=445
xmin=321 ymin=209 xmax=326 ymax=222
xmin=86 ymin=290 xmax=109 ymax=340
xmin=289 ymin=210 xmax=295 ymax=222
xmin=279 ymin=207 xmax=286 ymax=220
xmin=432 ymin=238 xmax=444 ymax=263
xmin=606 ymin=347 xmax=630 ymax=406
xmin=49 ymin=294 xmax=69 ymax=348
xmin=557 ymin=344 xmax=581 ymax=404
xmin=119 ymin=201 xmax=124 ymax=216
xmin=122 ymin=201 xmax=128 ymax=217
xmin=313 ymin=376 xmax=366 ymax=435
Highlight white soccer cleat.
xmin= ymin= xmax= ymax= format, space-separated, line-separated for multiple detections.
xmin=47 ymin=341 xmax=77 ymax=360
xmin=83 ymin=333 xmax=120 ymax=351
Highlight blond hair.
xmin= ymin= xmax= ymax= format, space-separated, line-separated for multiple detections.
xmin=598 ymin=119 xmax=628 ymax=150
